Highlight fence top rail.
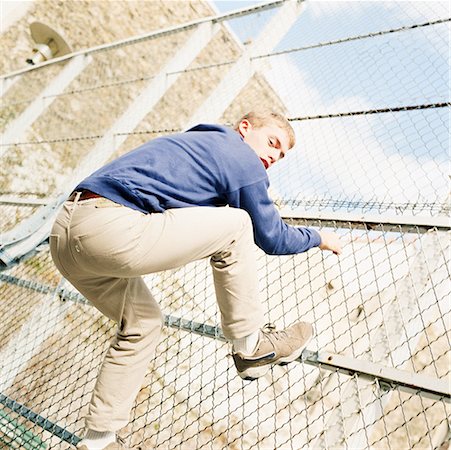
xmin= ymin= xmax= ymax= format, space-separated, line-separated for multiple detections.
xmin=0 ymin=0 xmax=287 ymax=80
xmin=280 ymin=209 xmax=451 ymax=231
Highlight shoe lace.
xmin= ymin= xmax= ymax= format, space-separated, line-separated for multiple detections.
xmin=261 ymin=323 xmax=290 ymax=345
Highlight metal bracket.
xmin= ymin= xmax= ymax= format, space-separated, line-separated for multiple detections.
xmin=0 ymin=393 xmax=80 ymax=447
xmin=302 ymin=350 xmax=450 ymax=403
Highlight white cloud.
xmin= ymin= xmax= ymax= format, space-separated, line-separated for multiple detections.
xmin=384 ymin=1 xmax=450 ymax=23
xmin=264 ymin=54 xmax=448 ymax=210
xmin=265 ymin=52 xmax=375 ymax=116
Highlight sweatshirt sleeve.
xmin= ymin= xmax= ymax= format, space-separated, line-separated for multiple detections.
xmin=226 ymin=179 xmax=321 ymax=255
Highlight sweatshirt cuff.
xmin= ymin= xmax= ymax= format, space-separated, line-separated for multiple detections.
xmin=310 ymin=228 xmax=322 ymax=248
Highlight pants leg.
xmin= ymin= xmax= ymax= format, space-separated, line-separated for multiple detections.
xmin=70 ymin=275 xmax=163 ymax=431
xmin=127 ymin=206 xmax=265 ymax=339
xmin=50 ymin=200 xmax=265 ymax=431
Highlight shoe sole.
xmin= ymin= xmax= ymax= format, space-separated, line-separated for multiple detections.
xmin=238 ymin=334 xmax=313 ymax=381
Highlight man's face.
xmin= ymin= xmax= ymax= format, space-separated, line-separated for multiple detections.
xmin=238 ymin=120 xmax=290 ymax=170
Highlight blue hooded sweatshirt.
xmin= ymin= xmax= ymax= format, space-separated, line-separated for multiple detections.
xmin=76 ymin=124 xmax=321 ymax=255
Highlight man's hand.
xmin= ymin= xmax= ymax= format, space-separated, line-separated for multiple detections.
xmin=318 ymin=231 xmax=342 ymax=255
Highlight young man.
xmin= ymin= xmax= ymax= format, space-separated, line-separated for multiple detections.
xmin=50 ymin=111 xmax=341 ymax=450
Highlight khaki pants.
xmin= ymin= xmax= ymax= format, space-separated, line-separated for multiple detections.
xmin=50 ymin=195 xmax=264 ymax=431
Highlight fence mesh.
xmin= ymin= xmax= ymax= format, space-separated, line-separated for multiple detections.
xmin=0 ymin=223 xmax=449 ymax=448
xmin=1 ymin=1 xmax=450 ymax=449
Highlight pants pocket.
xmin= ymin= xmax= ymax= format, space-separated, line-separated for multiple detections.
xmin=93 ymin=198 xmax=123 ymax=208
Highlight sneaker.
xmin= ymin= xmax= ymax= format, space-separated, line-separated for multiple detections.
xmin=232 ymin=322 xmax=313 ymax=381
xmin=77 ymin=436 xmax=147 ymax=450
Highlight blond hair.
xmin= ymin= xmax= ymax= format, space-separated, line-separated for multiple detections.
xmin=234 ymin=111 xmax=296 ymax=148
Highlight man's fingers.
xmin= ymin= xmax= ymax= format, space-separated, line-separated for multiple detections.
xmin=318 ymin=231 xmax=342 ymax=255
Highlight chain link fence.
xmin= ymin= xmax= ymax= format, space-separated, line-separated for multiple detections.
xmin=1 ymin=1 xmax=450 ymax=448
xmin=0 ymin=222 xmax=449 ymax=448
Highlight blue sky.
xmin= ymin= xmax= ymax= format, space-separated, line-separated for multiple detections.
xmin=214 ymin=1 xmax=450 ymax=214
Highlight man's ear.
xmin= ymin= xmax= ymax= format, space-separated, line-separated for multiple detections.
xmin=238 ymin=119 xmax=252 ymax=138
